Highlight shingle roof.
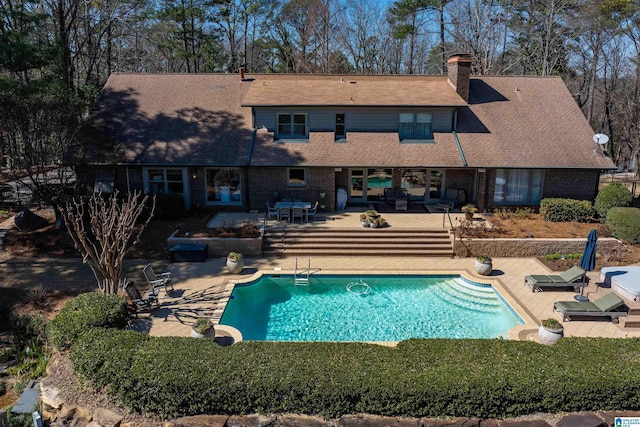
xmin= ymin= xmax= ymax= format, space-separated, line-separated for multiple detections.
xmin=456 ymin=77 xmax=614 ymax=169
xmin=242 ymin=74 xmax=468 ymax=107
xmin=250 ymin=130 xmax=465 ymax=167
xmin=84 ymin=73 xmax=253 ymax=166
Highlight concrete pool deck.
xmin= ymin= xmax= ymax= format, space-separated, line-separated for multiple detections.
xmin=134 ymin=254 xmax=640 ymax=342
xmin=134 ymin=210 xmax=640 ymax=342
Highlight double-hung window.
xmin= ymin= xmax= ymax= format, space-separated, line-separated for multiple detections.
xmin=494 ymin=169 xmax=544 ymax=204
xmin=277 ymin=113 xmax=308 ymax=139
xmin=399 ymin=113 xmax=432 ymax=140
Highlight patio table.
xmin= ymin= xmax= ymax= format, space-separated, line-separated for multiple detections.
xmin=274 ymin=201 xmax=312 ymax=222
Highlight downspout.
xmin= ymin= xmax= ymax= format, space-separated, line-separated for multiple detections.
xmin=244 ymin=129 xmax=257 ymax=211
xmin=126 ymin=166 xmax=131 ymax=192
xmin=453 ymin=131 xmax=467 ymax=167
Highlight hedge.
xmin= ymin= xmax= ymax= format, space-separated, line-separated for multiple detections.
xmin=69 ymin=328 xmax=640 ymax=420
xmin=595 ymin=181 xmax=632 ymax=218
xmin=49 ymin=292 xmax=129 ymax=350
xmin=539 ymin=198 xmax=593 ymax=222
xmin=605 ymin=207 xmax=640 ymax=244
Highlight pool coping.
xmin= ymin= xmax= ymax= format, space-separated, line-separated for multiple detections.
xmin=213 ymin=269 xmax=537 ymax=345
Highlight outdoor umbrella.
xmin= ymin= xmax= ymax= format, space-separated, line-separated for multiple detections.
xmin=577 ymin=229 xmax=598 ymax=301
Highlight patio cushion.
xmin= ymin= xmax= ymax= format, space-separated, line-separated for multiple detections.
xmin=592 ymin=292 xmax=624 ymax=313
xmin=558 ymin=266 xmax=586 ymax=282
xmin=527 ymin=274 xmax=565 ymax=283
xmin=554 ymin=301 xmax=601 ymax=313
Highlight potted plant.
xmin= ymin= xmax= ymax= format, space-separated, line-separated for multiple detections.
xmin=226 ymin=251 xmax=244 ymax=274
xmin=375 ymin=216 xmax=387 ymax=228
xmin=359 ymin=214 xmax=369 ymax=227
xmin=474 ymin=255 xmax=492 ymax=275
xmin=462 ymin=204 xmax=477 ymax=221
xmin=191 ymin=317 xmax=215 ymax=339
xmin=538 ymin=318 xmax=564 ymax=345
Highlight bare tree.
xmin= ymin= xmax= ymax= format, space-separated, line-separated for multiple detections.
xmin=62 ymin=191 xmax=155 ymax=294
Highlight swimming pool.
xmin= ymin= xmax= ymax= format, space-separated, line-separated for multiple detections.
xmin=220 ymin=275 xmax=523 ymax=342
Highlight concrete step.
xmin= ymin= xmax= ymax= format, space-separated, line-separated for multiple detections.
xmin=264 ymin=248 xmax=453 ymax=257
xmin=263 ymin=226 xmax=453 ymax=257
xmin=621 ymin=315 xmax=640 ymax=329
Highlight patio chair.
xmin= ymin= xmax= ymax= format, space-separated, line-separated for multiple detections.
xmin=306 ymin=201 xmax=318 ymax=222
xmin=124 ymin=280 xmax=159 ymax=317
xmin=278 ymin=207 xmax=290 ymax=222
xmin=553 ymin=292 xmax=629 ymax=323
xmin=434 ymin=188 xmax=461 ymax=211
xmin=143 ymin=263 xmax=174 ymax=294
xmin=266 ymin=203 xmax=279 ymax=220
xmin=292 ymin=207 xmax=304 ymax=223
xmin=524 ymin=266 xmax=586 ymax=293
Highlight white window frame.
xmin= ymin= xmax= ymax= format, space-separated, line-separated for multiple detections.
xmin=287 ymin=168 xmax=307 ymax=187
xmin=277 ymin=112 xmax=308 ymax=139
xmin=399 ymin=112 xmax=433 ymax=140
xmin=142 ymin=167 xmax=189 ymax=208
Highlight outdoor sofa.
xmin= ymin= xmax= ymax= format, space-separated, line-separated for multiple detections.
xmin=524 ymin=265 xmax=587 ymax=293
xmin=553 ymin=292 xmax=629 ymax=323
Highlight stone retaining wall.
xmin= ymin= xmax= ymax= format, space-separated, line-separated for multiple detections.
xmin=167 ymin=229 xmax=263 ymax=257
xmin=453 ymin=237 xmax=625 ymax=258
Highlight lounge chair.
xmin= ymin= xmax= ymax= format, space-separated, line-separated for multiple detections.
xmin=553 ymin=292 xmax=629 ymax=323
xmin=524 ymin=266 xmax=586 ymax=292
xmin=124 ymin=280 xmax=159 ymax=317
xmin=143 ymin=263 xmax=174 ymax=294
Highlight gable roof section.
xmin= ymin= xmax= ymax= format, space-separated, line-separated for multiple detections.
xmin=250 ymin=130 xmax=465 ymax=167
xmin=456 ymin=76 xmax=614 ymax=169
xmin=84 ymin=74 xmax=253 ymax=166
xmin=242 ymin=74 xmax=468 ymax=107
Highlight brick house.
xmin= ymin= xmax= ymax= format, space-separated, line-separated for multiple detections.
xmin=81 ymin=54 xmax=614 ymax=213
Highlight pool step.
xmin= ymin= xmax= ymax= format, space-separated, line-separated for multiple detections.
xmin=263 ymin=227 xmax=453 ymax=257
xmin=432 ymin=278 xmax=503 ymax=313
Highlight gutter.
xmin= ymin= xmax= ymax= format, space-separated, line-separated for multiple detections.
xmin=453 ymin=131 xmax=467 ymax=167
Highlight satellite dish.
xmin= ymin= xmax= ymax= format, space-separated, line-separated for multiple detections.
xmin=593 ymin=133 xmax=609 ymax=145
xmin=592 ymin=133 xmax=609 ymax=157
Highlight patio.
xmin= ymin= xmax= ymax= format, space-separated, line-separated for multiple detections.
xmin=132 ymin=252 xmax=640 ymax=342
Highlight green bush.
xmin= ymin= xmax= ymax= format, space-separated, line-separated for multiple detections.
xmin=153 ymin=193 xmax=187 ymax=219
xmin=539 ymin=198 xmax=594 ymax=222
xmin=595 ymin=182 xmax=632 ymax=218
xmin=70 ymin=329 xmax=640 ymax=420
xmin=49 ymin=292 xmax=129 ymax=350
xmin=605 ymin=207 xmax=640 ymax=244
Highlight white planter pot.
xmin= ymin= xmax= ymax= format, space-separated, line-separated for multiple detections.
xmin=369 ymin=221 xmax=379 ymax=228
xmin=474 ymin=260 xmax=492 ymax=276
xmin=538 ymin=325 xmax=563 ymax=345
xmin=226 ymin=258 xmax=244 ymax=274
xmin=191 ymin=327 xmax=215 ymax=339
xmin=361 ymin=221 xmax=369 ymax=227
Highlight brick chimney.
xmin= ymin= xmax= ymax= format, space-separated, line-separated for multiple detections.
xmin=239 ymin=67 xmax=245 ymax=81
xmin=447 ymin=53 xmax=472 ymax=102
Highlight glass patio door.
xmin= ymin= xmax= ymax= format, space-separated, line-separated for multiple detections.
xmin=349 ymin=168 xmax=393 ymax=202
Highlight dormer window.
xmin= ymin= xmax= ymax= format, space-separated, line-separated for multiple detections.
xmin=277 ymin=113 xmax=308 ymax=139
xmin=399 ymin=113 xmax=432 ymax=140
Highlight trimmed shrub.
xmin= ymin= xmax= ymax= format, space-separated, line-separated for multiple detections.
xmin=605 ymin=207 xmax=640 ymax=244
xmin=595 ymin=182 xmax=632 ymax=218
xmin=540 ymin=198 xmax=593 ymax=222
xmin=70 ymin=329 xmax=640 ymax=420
xmin=153 ymin=193 xmax=187 ymax=219
xmin=49 ymin=292 xmax=129 ymax=350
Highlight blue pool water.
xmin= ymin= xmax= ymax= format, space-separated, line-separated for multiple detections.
xmin=220 ymin=275 xmax=523 ymax=342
